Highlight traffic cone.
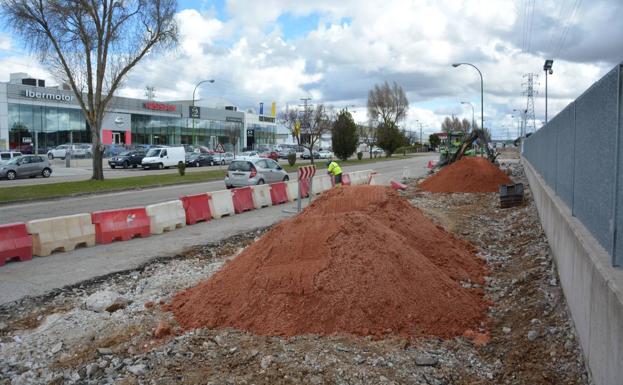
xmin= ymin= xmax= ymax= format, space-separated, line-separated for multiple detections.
xmin=427 ymin=160 xmax=434 ymax=169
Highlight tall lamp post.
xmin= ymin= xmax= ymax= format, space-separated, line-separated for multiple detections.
xmin=460 ymin=101 xmax=475 ymax=130
xmin=191 ymin=79 xmax=215 ymax=144
xmin=452 ymin=63 xmax=484 ymax=132
xmin=543 ymin=59 xmax=553 ymax=125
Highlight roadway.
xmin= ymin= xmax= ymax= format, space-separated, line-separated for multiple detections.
xmin=0 ymin=154 xmax=436 ymax=224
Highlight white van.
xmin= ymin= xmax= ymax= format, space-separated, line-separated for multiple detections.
xmin=141 ymin=147 xmax=186 ymax=169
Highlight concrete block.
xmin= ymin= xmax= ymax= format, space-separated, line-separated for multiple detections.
xmin=145 ymin=200 xmax=186 ymax=235
xmin=27 ymin=213 xmax=95 ymax=257
xmin=369 ymin=172 xmax=381 ymax=185
xmin=251 ymin=184 xmax=272 ymax=209
xmin=208 ymin=190 xmax=235 ymax=219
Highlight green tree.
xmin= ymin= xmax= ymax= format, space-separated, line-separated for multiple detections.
xmin=377 ymin=122 xmax=406 ymax=157
xmin=331 ymin=109 xmax=358 ymax=160
xmin=429 ymin=133 xmax=441 ymax=149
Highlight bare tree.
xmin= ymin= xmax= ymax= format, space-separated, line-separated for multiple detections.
xmin=2 ymin=0 xmax=178 ymax=180
xmin=357 ymin=122 xmax=378 ymax=159
xmin=282 ymin=104 xmax=333 ymax=165
xmin=441 ymin=115 xmax=473 ymax=134
xmin=367 ymin=81 xmax=409 ymax=128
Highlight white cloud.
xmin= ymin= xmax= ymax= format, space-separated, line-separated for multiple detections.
xmin=3 ymin=0 xmax=620 ymax=135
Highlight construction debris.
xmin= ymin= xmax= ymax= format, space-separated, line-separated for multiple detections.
xmin=0 ymin=156 xmax=589 ymax=385
xmin=420 ymin=157 xmax=512 ymax=193
xmin=171 ymin=186 xmax=488 ymax=339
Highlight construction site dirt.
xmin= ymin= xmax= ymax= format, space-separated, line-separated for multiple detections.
xmin=0 ymin=156 xmax=589 ymax=385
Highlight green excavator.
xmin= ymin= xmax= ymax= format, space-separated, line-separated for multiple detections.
xmin=438 ymin=129 xmax=498 ymax=166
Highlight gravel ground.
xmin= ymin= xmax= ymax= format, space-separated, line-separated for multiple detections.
xmin=0 ymin=156 xmax=589 ymax=385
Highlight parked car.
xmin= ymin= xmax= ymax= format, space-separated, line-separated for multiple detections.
xmin=185 ymin=152 xmax=215 ymax=167
xmin=0 ymin=155 xmax=52 ymax=180
xmin=235 ymin=151 xmax=260 ymax=161
xmin=213 ymin=152 xmax=235 ymax=165
xmin=47 ymin=144 xmax=91 ymax=159
xmin=278 ymin=149 xmax=295 ymax=159
xmin=141 ymin=146 xmax=185 ymax=169
xmin=225 ymin=158 xmax=289 ymax=188
xmin=301 ymin=149 xmax=320 ymax=159
xmin=318 ymin=150 xmax=334 ymax=159
xmin=259 ymin=151 xmax=279 ymax=161
xmin=0 ymin=151 xmax=23 ymax=165
xmin=108 ymin=150 xmax=145 ymax=169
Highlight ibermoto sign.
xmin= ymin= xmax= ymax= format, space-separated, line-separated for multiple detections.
xmin=23 ymin=89 xmax=73 ymax=102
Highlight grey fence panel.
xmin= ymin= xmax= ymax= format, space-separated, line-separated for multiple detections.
xmin=555 ymin=104 xmax=575 ymax=207
xmin=573 ymin=67 xmax=620 ymax=254
xmin=524 ymin=63 xmax=622 ymax=266
xmin=614 ymin=65 xmax=623 ymax=266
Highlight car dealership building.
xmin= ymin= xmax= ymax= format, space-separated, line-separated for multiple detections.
xmin=0 ymin=73 xmax=276 ymax=153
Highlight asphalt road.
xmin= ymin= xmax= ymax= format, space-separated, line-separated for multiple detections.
xmin=0 ymin=154 xmax=436 ymax=224
xmin=0 ymin=156 xmax=389 ymax=187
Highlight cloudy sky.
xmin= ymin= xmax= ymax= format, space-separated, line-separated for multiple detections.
xmin=1 ymin=0 xmax=621 ymax=139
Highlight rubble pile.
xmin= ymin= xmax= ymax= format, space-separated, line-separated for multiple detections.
xmin=420 ymin=157 xmax=512 ymax=193
xmin=171 ymin=185 xmax=488 ymax=338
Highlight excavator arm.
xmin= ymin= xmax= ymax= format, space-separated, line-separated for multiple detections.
xmin=449 ymin=129 xmax=498 ymax=164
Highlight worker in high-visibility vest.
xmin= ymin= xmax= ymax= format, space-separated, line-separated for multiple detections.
xmin=326 ymin=160 xmax=343 ymax=187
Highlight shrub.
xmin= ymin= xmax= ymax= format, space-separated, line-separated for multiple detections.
xmin=177 ymin=162 xmax=186 ymax=176
xmin=287 ymin=152 xmax=296 ymax=166
xmin=357 ymin=151 xmax=363 ymax=160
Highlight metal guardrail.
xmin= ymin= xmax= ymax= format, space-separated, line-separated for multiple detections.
xmin=523 ymin=62 xmax=623 ymax=266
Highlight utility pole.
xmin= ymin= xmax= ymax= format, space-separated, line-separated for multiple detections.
xmin=522 ymin=73 xmax=538 ymax=134
xmin=145 ymin=86 xmax=156 ymax=101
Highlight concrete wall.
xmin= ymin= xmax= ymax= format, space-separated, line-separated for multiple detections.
xmin=523 ymin=157 xmax=623 ymax=385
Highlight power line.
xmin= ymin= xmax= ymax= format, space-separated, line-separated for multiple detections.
xmin=554 ymin=0 xmax=583 ymax=57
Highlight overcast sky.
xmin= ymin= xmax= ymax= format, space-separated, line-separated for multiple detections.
xmin=1 ymin=0 xmax=621 ymax=139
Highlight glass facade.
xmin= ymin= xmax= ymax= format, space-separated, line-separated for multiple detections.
xmin=130 ymin=114 xmax=244 ymax=151
xmin=7 ymin=103 xmax=90 ymax=154
xmin=248 ymin=122 xmax=277 ymax=147
xmin=5 ymin=101 xmax=273 ymax=154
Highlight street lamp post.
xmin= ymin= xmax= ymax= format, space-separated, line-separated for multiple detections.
xmin=543 ymin=59 xmax=553 ymax=125
xmin=452 ymin=63 xmax=484 ymax=132
xmin=191 ymin=79 xmax=215 ymax=145
xmin=460 ymin=101 xmax=475 ymax=130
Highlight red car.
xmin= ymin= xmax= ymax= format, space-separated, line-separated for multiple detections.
xmin=259 ymin=151 xmax=279 ymax=161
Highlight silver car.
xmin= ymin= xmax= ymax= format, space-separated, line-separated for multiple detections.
xmin=0 ymin=155 xmax=53 ymax=180
xmin=213 ymin=152 xmax=234 ymax=165
xmin=225 ymin=158 xmax=289 ymax=188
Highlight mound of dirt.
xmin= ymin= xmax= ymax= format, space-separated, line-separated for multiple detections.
xmin=170 ymin=186 xmax=488 ymax=339
xmin=419 ymin=157 xmax=512 ymax=193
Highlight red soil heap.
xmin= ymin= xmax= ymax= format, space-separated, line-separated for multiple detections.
xmin=420 ymin=157 xmax=512 ymax=193
xmin=171 ymin=186 xmax=488 ymax=339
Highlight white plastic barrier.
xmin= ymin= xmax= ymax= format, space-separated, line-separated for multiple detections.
xmin=145 ymin=200 xmax=186 ymax=235
xmin=351 ymin=169 xmax=374 ymax=185
xmin=369 ymin=172 xmax=381 ymax=185
xmin=312 ymin=175 xmax=332 ymax=195
xmin=251 ymin=184 xmax=273 ymax=209
xmin=208 ymin=190 xmax=235 ymax=219
xmin=26 ymin=213 xmax=95 ymax=256
xmin=285 ymin=180 xmax=300 ymax=201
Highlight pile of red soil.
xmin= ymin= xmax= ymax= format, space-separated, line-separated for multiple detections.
xmin=420 ymin=157 xmax=512 ymax=193
xmin=170 ymin=186 xmax=488 ymax=339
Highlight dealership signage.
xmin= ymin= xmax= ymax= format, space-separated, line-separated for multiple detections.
xmin=226 ymin=116 xmax=243 ymax=123
xmin=189 ymin=105 xmax=200 ymax=119
xmin=23 ymin=89 xmax=73 ymax=102
xmin=144 ymin=102 xmax=176 ymax=112
xmin=259 ymin=116 xmax=275 ymax=123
